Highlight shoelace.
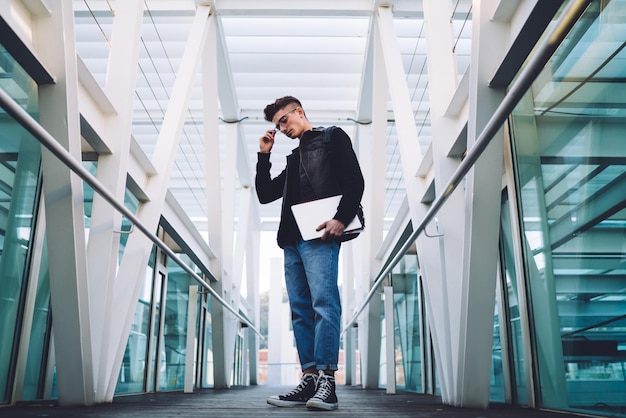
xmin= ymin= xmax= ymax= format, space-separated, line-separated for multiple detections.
xmin=285 ymin=375 xmax=315 ymax=396
xmin=313 ymin=375 xmax=334 ymax=399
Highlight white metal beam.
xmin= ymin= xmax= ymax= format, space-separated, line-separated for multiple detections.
xmin=203 ymin=10 xmax=233 ymax=389
xmin=374 ymin=5 xmax=427 ymax=217
xmin=359 ymin=13 xmax=387 ymax=389
xmin=384 ymin=286 xmax=396 ymax=394
xmin=213 ymin=0 xmax=373 ymax=16
xmin=35 ymin=0 xmax=95 ymax=406
xmin=87 ymin=1 xmax=144 ymax=402
xmin=420 ymin=0 xmax=463 ymax=403
xmin=456 ymin=0 xmax=507 ymax=408
xmin=102 ymin=5 xmax=213 ymax=400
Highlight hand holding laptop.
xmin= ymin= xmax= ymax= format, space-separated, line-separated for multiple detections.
xmin=315 ymin=218 xmax=347 ymax=240
xmin=291 ymin=195 xmax=364 ymax=241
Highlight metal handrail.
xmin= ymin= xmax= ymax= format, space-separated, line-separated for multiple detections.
xmin=342 ymin=0 xmax=592 ymax=334
xmin=0 ymin=87 xmax=263 ymax=339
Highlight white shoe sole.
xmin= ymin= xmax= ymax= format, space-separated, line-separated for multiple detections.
xmin=306 ymin=399 xmax=339 ymax=410
xmin=267 ymin=396 xmax=307 ymax=407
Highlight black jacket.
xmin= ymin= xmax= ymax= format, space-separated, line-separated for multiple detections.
xmin=256 ymin=127 xmax=365 ymax=248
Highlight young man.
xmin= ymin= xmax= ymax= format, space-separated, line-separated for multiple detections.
xmin=255 ymin=96 xmax=364 ymax=411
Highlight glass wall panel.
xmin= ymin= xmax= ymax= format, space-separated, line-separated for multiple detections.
xmin=499 ymin=193 xmax=529 ymax=404
xmin=21 ymin=237 xmax=51 ymax=401
xmin=158 ymin=261 xmax=194 ymax=391
xmin=0 ymin=44 xmax=41 ymax=404
xmin=233 ymin=332 xmax=244 ymax=386
xmin=200 ymin=293 xmax=213 ymax=388
xmin=490 ymin=308 xmax=505 ymax=402
xmin=115 ymin=249 xmax=156 ymax=395
xmin=392 ymin=253 xmax=422 ymax=392
xmin=149 ymin=270 xmax=165 ymax=392
xmin=510 ymin=1 xmax=626 ymax=415
xmin=379 ymin=299 xmax=387 ymax=388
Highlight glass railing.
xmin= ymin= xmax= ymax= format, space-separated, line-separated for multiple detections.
xmin=0 ymin=86 xmax=262 ymax=339
xmin=342 ymin=0 xmax=593 ymax=334
xmin=509 ymin=1 xmax=626 ymax=413
xmin=0 ymin=44 xmax=42 ymax=403
xmin=342 ymin=1 xmax=600 ymax=414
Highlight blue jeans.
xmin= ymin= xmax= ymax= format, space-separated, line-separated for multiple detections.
xmin=283 ymin=239 xmax=341 ymax=372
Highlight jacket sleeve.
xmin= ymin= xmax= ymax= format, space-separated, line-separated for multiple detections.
xmin=330 ymin=128 xmax=365 ymax=226
xmin=255 ymin=152 xmax=286 ymax=204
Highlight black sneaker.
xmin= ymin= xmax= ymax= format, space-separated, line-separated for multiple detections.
xmin=306 ymin=373 xmax=338 ymax=410
xmin=266 ymin=373 xmax=319 ymax=407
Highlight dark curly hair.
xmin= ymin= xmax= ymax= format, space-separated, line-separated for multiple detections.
xmin=263 ymin=96 xmax=303 ymax=122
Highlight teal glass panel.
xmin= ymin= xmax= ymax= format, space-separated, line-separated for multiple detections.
xmin=115 ymin=249 xmax=156 ymax=395
xmin=0 ymin=44 xmax=41 ymax=404
xmin=392 ymin=253 xmax=422 ymax=392
xmin=21 ymin=237 xmax=51 ymax=401
xmin=490 ymin=311 xmax=505 ymax=402
xmin=200 ymin=293 xmax=213 ymax=388
xmin=232 ymin=333 xmax=244 ymax=386
xmin=499 ymin=193 xmax=528 ymax=404
xmin=509 ymin=1 xmax=626 ymax=415
xmin=148 ymin=269 xmax=164 ymax=392
xmin=158 ymin=260 xmax=194 ymax=391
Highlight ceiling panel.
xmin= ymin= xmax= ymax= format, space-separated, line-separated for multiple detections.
xmin=73 ymin=0 xmax=474 ymax=233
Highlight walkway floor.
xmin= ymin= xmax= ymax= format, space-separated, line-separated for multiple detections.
xmin=0 ymin=385 xmax=589 ymax=418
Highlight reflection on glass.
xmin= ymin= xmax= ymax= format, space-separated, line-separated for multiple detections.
xmin=510 ymin=1 xmax=626 ymax=415
xmin=392 ymin=253 xmax=422 ymax=392
xmin=149 ymin=270 xmax=164 ymax=392
xmin=499 ymin=194 xmax=528 ymax=404
xmin=115 ymin=249 xmax=156 ymax=394
xmin=21 ymin=239 xmax=51 ymax=401
xmin=158 ymin=262 xmax=193 ymax=391
xmin=490 ymin=312 xmax=504 ymax=402
xmin=0 ymin=44 xmax=41 ymax=403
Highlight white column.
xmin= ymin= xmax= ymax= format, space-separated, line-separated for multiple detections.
xmin=267 ymin=257 xmax=285 ymax=385
xmin=456 ymin=0 xmax=508 ymax=407
xmin=212 ymin=119 xmax=236 ymax=387
xmin=383 ymin=286 xmax=396 ymax=394
xmin=87 ymin=1 xmax=145 ymax=402
xmin=184 ymin=286 xmax=199 ymax=393
xmin=359 ymin=18 xmax=388 ymax=388
xmin=236 ymin=190 xmax=260 ymax=385
xmin=35 ymin=0 xmax=95 ymax=406
xmin=421 ymin=0 xmax=466 ymax=403
xmin=103 ymin=5 xmax=213 ymax=400
xmin=372 ymin=5 xmax=433 ymax=391
xmin=201 ymin=9 xmax=230 ymax=389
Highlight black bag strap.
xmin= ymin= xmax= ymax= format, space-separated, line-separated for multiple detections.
xmin=321 ymin=126 xmax=365 ymax=241
xmin=323 ymin=125 xmax=336 ymax=145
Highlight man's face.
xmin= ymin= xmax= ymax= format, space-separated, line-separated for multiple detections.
xmin=272 ymin=105 xmax=304 ymax=139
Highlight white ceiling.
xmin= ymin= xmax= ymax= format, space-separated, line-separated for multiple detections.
xmin=73 ymin=0 xmax=473 ymax=233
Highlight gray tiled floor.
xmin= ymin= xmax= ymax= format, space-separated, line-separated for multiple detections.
xmin=0 ymin=385 xmax=590 ymax=418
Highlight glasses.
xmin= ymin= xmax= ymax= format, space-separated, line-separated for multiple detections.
xmin=274 ymin=107 xmax=298 ymax=131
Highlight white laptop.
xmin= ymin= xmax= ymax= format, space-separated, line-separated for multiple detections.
xmin=291 ymin=195 xmax=363 ymax=241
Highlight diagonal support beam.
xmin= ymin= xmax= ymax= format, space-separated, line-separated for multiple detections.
xmin=103 ymin=4 xmax=213 ymax=400
xmin=88 ymin=1 xmax=145 ymax=402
